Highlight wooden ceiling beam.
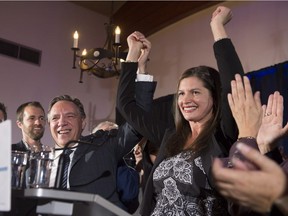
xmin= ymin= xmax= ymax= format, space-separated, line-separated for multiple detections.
xmin=113 ymin=1 xmax=222 ymax=49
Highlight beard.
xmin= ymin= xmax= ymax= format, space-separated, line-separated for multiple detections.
xmin=26 ymin=126 xmax=45 ymax=141
xmin=30 ymin=131 xmax=44 ymax=140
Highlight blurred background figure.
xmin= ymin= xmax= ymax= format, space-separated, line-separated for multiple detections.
xmin=0 ymin=102 xmax=7 ymax=123
xmin=92 ymin=121 xmax=140 ymax=214
xmin=91 ymin=120 xmax=118 ymax=133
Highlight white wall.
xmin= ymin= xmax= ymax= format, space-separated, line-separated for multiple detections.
xmin=147 ymin=1 xmax=288 ymax=98
xmin=1 ymin=1 xmax=288 ymax=146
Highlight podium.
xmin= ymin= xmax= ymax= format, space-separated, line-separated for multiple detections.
xmin=13 ymin=188 xmax=132 ymax=216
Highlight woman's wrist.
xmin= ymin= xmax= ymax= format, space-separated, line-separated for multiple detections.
xmin=258 ymin=144 xmax=273 ymax=155
xmin=237 ymin=136 xmax=256 ymax=141
xmin=210 ymin=22 xmax=228 ymax=42
xmin=237 ymin=130 xmax=257 ymax=139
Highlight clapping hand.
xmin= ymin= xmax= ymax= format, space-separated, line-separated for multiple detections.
xmin=256 ymin=91 xmax=288 ymax=153
xmin=227 ymin=74 xmax=262 ymax=139
xmin=212 ymin=143 xmax=287 ymax=213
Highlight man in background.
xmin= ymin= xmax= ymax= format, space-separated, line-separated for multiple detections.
xmin=0 ymin=102 xmax=7 ymax=123
xmin=5 ymin=101 xmax=46 ymax=216
xmin=12 ymin=101 xmax=46 ymax=152
xmin=92 ymin=121 xmax=140 ymax=214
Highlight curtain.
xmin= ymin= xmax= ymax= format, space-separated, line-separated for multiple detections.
xmin=246 ymin=61 xmax=288 ymax=156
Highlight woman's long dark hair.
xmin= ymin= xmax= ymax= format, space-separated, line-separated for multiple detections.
xmin=166 ymin=66 xmax=222 ymax=157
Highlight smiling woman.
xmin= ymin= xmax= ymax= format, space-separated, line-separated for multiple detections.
xmin=116 ymin=32 xmax=236 ymax=216
xmin=115 ymin=6 xmax=247 ymax=215
xmin=175 ymin=66 xmax=220 ymax=153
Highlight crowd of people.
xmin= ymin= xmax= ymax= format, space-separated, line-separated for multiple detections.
xmin=1 ymin=5 xmax=287 ymax=216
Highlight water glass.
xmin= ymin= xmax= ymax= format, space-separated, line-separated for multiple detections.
xmin=27 ymin=146 xmax=54 ymax=188
xmin=11 ymin=150 xmax=28 ymax=189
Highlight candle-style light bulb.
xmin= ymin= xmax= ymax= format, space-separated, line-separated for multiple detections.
xmin=73 ymin=31 xmax=79 ymax=48
xmin=82 ymin=49 xmax=87 ymax=56
xmin=115 ymin=26 xmax=121 ymax=44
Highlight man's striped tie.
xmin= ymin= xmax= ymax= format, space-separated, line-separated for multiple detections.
xmin=61 ymin=149 xmax=73 ymax=189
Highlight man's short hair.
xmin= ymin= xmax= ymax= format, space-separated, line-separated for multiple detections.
xmin=47 ymin=95 xmax=86 ymax=121
xmin=16 ymin=101 xmax=45 ymax=122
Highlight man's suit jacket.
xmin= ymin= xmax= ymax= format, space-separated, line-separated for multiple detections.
xmin=12 ymin=140 xmax=29 ymax=152
xmin=68 ymin=123 xmax=142 ymax=209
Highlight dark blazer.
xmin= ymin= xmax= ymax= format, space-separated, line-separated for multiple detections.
xmin=68 ymin=123 xmax=142 ymax=209
xmin=117 ymin=39 xmax=244 ymax=151
xmin=12 ymin=140 xmax=29 ymax=152
xmin=117 ymin=63 xmax=175 ymax=148
xmin=117 ymin=39 xmax=245 ymax=215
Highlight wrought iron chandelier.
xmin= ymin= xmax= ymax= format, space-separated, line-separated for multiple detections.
xmin=71 ymin=6 xmax=126 ymax=83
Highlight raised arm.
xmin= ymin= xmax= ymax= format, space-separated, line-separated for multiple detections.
xmin=211 ymin=6 xmax=245 ymax=144
xmin=211 ymin=6 xmax=244 ymax=78
xmin=117 ymin=32 xmax=172 ymax=147
xmin=118 ymin=6 xmax=245 ymax=148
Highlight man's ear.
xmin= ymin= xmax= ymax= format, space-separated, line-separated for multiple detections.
xmin=16 ymin=120 xmax=22 ymax=129
xmin=82 ymin=118 xmax=87 ymax=131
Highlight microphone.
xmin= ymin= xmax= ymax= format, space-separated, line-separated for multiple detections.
xmin=54 ymin=139 xmax=92 ymax=189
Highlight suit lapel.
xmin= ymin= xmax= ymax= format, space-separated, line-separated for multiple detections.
xmin=71 ymin=144 xmax=90 ymax=167
xmin=70 ymin=135 xmax=107 ymax=167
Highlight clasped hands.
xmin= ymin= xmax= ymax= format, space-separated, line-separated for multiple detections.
xmin=126 ymin=31 xmax=151 ymax=68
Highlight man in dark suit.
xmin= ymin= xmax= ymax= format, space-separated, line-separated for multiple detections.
xmin=12 ymin=101 xmax=46 ymax=152
xmin=6 ymin=101 xmax=46 ymax=216
xmin=47 ymin=95 xmax=143 ymax=210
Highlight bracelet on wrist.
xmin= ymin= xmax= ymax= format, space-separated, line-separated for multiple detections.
xmin=237 ymin=136 xmax=256 ymax=141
